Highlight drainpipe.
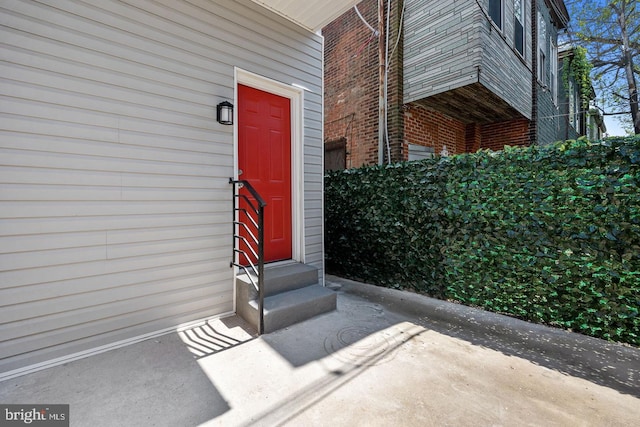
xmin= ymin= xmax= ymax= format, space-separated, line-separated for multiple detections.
xmin=378 ymin=0 xmax=385 ymax=165
xmin=530 ymin=0 xmax=538 ymax=144
xmin=384 ymin=0 xmax=391 ymax=164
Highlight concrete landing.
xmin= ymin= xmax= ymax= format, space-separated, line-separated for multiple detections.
xmin=1 ymin=275 xmax=638 ymax=426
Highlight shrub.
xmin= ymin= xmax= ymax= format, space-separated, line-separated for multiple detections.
xmin=324 ymin=136 xmax=640 ymax=345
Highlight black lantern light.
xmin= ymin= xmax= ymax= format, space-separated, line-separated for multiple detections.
xmin=216 ymin=101 xmax=234 ymax=125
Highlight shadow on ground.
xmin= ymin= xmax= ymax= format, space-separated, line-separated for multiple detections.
xmin=2 ymin=277 xmax=637 ymax=427
xmin=178 ymin=316 xmax=256 ymax=359
xmin=0 ymin=332 xmax=231 ymax=427
xmin=335 ymin=276 xmax=640 ymax=398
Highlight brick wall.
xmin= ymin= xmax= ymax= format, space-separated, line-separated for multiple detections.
xmin=465 ymin=123 xmax=482 ymax=152
xmin=323 ymin=0 xmax=404 ymax=168
xmin=403 ymin=104 xmax=467 ymax=157
xmin=404 ymin=104 xmax=531 ymax=157
xmin=324 ymin=0 xmax=540 ymax=168
xmin=386 ymin=0 xmax=404 ymax=164
xmin=480 ymin=119 xmax=531 ymax=150
xmin=323 ymin=0 xmax=379 ymax=167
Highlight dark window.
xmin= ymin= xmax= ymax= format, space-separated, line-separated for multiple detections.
xmin=537 ymin=11 xmax=547 ymax=82
xmin=489 ymin=0 xmax=502 ymax=30
xmin=324 ymin=138 xmax=346 ymax=171
xmin=514 ymin=0 xmax=524 ymax=55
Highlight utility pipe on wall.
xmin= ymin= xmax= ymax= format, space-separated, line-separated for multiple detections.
xmin=384 ymin=0 xmax=391 ymax=164
xmin=378 ymin=0 xmax=385 ymax=165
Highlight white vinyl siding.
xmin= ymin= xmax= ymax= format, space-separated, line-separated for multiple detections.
xmin=0 ymin=0 xmax=323 ymax=375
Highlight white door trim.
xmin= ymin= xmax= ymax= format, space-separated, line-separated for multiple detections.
xmin=234 ymin=68 xmax=305 ymax=263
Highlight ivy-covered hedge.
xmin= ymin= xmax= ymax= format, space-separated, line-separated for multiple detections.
xmin=325 ymin=136 xmax=640 ymax=345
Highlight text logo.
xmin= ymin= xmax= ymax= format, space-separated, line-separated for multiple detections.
xmin=1 ymin=405 xmax=69 ymax=427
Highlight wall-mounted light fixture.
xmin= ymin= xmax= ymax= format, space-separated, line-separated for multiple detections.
xmin=216 ymin=101 xmax=233 ymax=125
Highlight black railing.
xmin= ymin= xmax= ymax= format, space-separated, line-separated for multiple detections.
xmin=229 ymin=178 xmax=266 ymax=335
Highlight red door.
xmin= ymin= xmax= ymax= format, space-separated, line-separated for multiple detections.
xmin=238 ymin=84 xmax=292 ymax=263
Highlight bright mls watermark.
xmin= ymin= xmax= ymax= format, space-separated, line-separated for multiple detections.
xmin=1 ymin=405 xmax=69 ymax=426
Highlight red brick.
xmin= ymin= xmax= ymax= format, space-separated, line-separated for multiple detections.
xmin=323 ymin=0 xmax=532 ymax=166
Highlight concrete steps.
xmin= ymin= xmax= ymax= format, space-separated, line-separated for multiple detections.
xmin=236 ymin=263 xmax=336 ymax=333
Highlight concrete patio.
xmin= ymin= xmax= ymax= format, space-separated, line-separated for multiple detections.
xmin=1 ymin=275 xmax=639 ymax=426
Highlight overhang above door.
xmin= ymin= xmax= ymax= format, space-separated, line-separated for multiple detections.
xmin=250 ymin=0 xmax=361 ymax=32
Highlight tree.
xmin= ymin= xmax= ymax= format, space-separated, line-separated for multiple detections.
xmin=567 ymin=0 xmax=639 ymax=134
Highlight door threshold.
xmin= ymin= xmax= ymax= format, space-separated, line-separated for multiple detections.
xmin=265 ymin=259 xmax=298 ymax=268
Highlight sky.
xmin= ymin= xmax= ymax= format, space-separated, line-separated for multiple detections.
xmin=604 ymin=116 xmax=629 ymax=137
xmin=563 ymin=0 xmax=636 ymax=137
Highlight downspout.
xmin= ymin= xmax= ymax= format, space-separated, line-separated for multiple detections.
xmin=530 ymin=0 xmax=538 ymax=144
xmin=378 ymin=0 xmax=385 ymax=165
xmin=384 ymin=0 xmax=391 ymax=164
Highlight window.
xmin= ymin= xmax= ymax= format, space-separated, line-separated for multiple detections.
xmin=489 ymin=0 xmax=503 ymax=30
xmin=514 ymin=0 xmax=525 ymax=56
xmin=537 ymin=12 xmax=547 ymax=83
xmin=550 ymin=41 xmax=558 ymax=103
xmin=538 ymin=50 xmax=546 ymax=84
xmin=408 ymin=144 xmax=435 ymax=161
xmin=568 ymin=80 xmax=580 ymax=130
xmin=573 ymin=86 xmax=580 ymax=129
xmin=324 ymin=138 xmax=346 ymax=171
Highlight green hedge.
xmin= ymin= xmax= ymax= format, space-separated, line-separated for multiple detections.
xmin=325 ymin=136 xmax=640 ymax=345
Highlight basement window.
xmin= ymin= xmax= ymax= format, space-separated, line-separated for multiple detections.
xmin=408 ymin=144 xmax=435 ymax=161
xmin=324 ymin=138 xmax=347 ymax=171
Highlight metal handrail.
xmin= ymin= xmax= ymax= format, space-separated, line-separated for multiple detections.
xmin=229 ymin=178 xmax=266 ymax=335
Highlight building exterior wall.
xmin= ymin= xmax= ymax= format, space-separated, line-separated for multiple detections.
xmin=323 ymin=0 xmax=403 ymax=167
xmin=403 ymin=106 xmax=530 ymax=159
xmin=403 ymin=104 xmax=467 ymax=156
xmin=478 ymin=0 xmax=533 ymax=119
xmin=557 ymin=75 xmax=581 ymax=141
xmin=405 ymin=0 xmax=532 ymax=119
xmin=536 ymin=1 xmax=563 ymax=145
xmin=558 ymin=49 xmax=591 ymax=141
xmin=325 ymin=0 xmax=540 ymax=168
xmin=0 ymin=0 xmax=324 ymax=376
xmin=404 ymin=0 xmax=483 ymax=103
xmin=480 ymin=119 xmax=531 ymax=150
xmin=537 ymin=89 xmax=561 ymax=144
xmin=324 ymin=0 xmax=569 ymax=168
xmin=586 ymin=110 xmax=606 ymax=140
xmin=324 ymin=0 xmax=379 ymax=167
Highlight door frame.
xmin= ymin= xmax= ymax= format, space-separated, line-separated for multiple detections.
xmin=234 ymin=68 xmax=305 ymax=263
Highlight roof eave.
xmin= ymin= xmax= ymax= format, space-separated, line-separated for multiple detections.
xmin=250 ymin=0 xmax=361 ymax=32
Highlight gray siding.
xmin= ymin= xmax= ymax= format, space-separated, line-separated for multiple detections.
xmin=404 ymin=0 xmax=532 ymax=119
xmin=404 ymin=0 xmax=483 ymax=102
xmin=478 ymin=0 xmax=532 ymax=119
xmin=558 ymin=60 xmax=580 ymax=141
xmin=537 ymin=88 xmax=561 ymax=144
xmin=536 ymin=3 xmax=562 ymax=145
xmin=0 ymin=0 xmax=323 ymax=375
